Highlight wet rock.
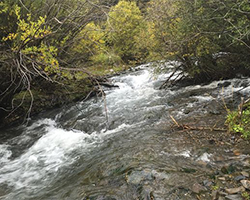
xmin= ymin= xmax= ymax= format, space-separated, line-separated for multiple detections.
xmin=241 ymin=171 xmax=249 ymax=178
xmin=221 ymin=167 xmax=228 ymax=174
xmin=209 ymin=109 xmax=221 ymax=115
xmin=197 ymin=160 xmax=208 ymax=167
xmin=221 ymin=165 xmax=236 ymax=174
xmin=240 ymin=180 xmax=250 ymax=190
xmin=211 ymin=190 xmax=219 ymax=200
xmin=181 ymin=168 xmax=196 ymax=173
xmin=234 ymin=175 xmax=246 ymax=181
xmin=215 ymin=156 xmax=225 ymax=162
xmin=218 ymin=81 xmax=231 ymax=88
xmin=225 ymin=186 xmax=245 ymax=194
xmin=218 ymin=177 xmax=226 ymax=181
xmin=191 ymin=183 xmax=207 ymax=194
xmin=183 ymin=108 xmax=192 ymax=114
xmin=151 ymin=170 xmax=169 ymax=181
xmin=203 ymin=180 xmax=213 ymax=187
xmin=126 ymin=170 xmax=153 ymax=185
xmin=209 ymin=139 xmax=216 ymax=145
xmin=225 ymin=194 xmax=242 ymax=200
xmin=233 ymin=149 xmax=241 ymax=156
xmin=219 ymin=191 xmax=228 ymax=196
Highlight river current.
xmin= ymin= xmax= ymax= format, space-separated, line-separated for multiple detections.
xmin=0 ymin=63 xmax=250 ymax=200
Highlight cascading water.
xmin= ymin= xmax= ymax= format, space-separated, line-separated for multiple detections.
xmin=0 ymin=63 xmax=250 ymax=200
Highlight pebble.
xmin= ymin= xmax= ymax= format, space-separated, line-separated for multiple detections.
xmin=197 ymin=160 xmax=207 ymax=167
xmin=221 ymin=165 xmax=236 ymax=174
xmin=211 ymin=190 xmax=218 ymax=200
xmin=218 ymin=177 xmax=226 ymax=181
xmin=191 ymin=183 xmax=207 ymax=194
xmin=219 ymin=191 xmax=228 ymax=196
xmin=240 ymin=180 xmax=250 ymax=189
xmin=234 ymin=175 xmax=246 ymax=181
xmin=233 ymin=150 xmax=241 ymax=156
xmin=225 ymin=186 xmax=245 ymax=194
xmin=203 ymin=180 xmax=213 ymax=187
xmin=225 ymin=194 xmax=242 ymax=200
xmin=241 ymin=171 xmax=249 ymax=178
xmin=218 ymin=81 xmax=231 ymax=88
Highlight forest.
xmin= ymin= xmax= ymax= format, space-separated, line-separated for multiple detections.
xmin=0 ymin=0 xmax=250 ymax=130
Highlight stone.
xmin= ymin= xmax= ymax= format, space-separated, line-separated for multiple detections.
xmin=221 ymin=166 xmax=228 ymax=174
xmin=234 ymin=175 xmax=246 ymax=181
xmin=126 ymin=170 xmax=153 ymax=185
xmin=233 ymin=150 xmax=241 ymax=156
xmin=197 ymin=160 xmax=207 ymax=167
xmin=183 ymin=108 xmax=191 ymax=114
xmin=225 ymin=194 xmax=242 ymax=200
xmin=241 ymin=171 xmax=249 ymax=178
xmin=241 ymin=180 xmax=250 ymax=189
xmin=211 ymin=190 xmax=219 ymax=200
xmin=218 ymin=81 xmax=231 ymax=88
xmin=219 ymin=191 xmax=228 ymax=196
xmin=225 ymin=186 xmax=245 ymax=194
xmin=209 ymin=109 xmax=221 ymax=115
xmin=218 ymin=177 xmax=226 ymax=181
xmin=203 ymin=180 xmax=213 ymax=187
xmin=191 ymin=183 xmax=207 ymax=194
xmin=221 ymin=165 xmax=236 ymax=174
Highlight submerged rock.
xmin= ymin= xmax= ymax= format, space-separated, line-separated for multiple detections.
xmin=225 ymin=194 xmax=242 ymax=200
xmin=234 ymin=175 xmax=246 ymax=181
xmin=241 ymin=171 xmax=249 ymax=178
xmin=191 ymin=183 xmax=207 ymax=194
xmin=241 ymin=180 xmax=250 ymax=190
xmin=126 ymin=170 xmax=153 ymax=185
xmin=225 ymin=187 xmax=245 ymax=194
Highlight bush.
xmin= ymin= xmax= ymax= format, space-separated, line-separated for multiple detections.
xmin=91 ymin=52 xmax=122 ymax=66
xmin=226 ymin=103 xmax=250 ymax=138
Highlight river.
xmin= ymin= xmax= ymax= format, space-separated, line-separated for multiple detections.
xmin=0 ymin=63 xmax=250 ymax=200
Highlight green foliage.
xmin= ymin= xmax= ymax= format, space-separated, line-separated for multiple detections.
xmin=211 ymin=185 xmax=219 ymax=191
xmin=242 ymin=191 xmax=250 ymax=200
xmin=226 ymin=104 xmax=250 ymax=138
xmin=2 ymin=5 xmax=59 ymax=74
xmin=106 ymin=0 xmax=145 ymax=62
xmin=72 ymin=22 xmax=107 ymax=63
xmin=91 ymin=52 xmax=122 ymax=66
xmin=146 ymin=0 xmax=250 ymax=81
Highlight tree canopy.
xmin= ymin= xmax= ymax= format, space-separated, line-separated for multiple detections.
xmin=1 ymin=0 xmax=250 ymax=125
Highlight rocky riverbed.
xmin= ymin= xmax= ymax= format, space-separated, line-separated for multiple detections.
xmin=0 ymin=65 xmax=250 ymax=200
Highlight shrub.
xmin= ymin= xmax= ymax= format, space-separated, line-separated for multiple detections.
xmin=226 ymin=103 xmax=250 ymax=138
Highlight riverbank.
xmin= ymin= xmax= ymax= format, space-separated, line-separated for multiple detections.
xmin=0 ymin=64 xmax=130 ymax=129
xmin=158 ymin=78 xmax=250 ymax=200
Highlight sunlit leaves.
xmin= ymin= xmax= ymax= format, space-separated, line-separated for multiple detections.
xmin=106 ymin=0 xmax=145 ymax=61
xmin=2 ymin=4 xmax=58 ymax=74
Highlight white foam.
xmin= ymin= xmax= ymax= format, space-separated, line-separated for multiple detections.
xmin=178 ymin=150 xmax=191 ymax=158
xmin=0 ymin=144 xmax=12 ymax=166
xmin=197 ymin=153 xmax=211 ymax=163
xmin=0 ymin=120 xmax=134 ymax=192
xmin=194 ymin=95 xmax=213 ymax=102
xmin=0 ymin=123 xmax=95 ymax=190
xmin=239 ymin=86 xmax=250 ymax=95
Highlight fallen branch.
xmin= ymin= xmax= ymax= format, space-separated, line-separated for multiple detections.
xmin=170 ymin=115 xmax=227 ymax=132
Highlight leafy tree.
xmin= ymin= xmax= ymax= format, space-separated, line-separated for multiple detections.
xmin=0 ymin=0 xmax=111 ymax=123
xmin=106 ymin=0 xmax=145 ymax=62
xmin=146 ymin=0 xmax=250 ymax=82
